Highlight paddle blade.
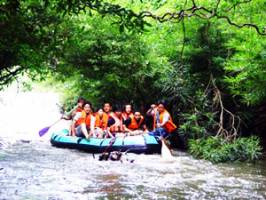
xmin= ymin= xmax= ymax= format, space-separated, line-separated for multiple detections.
xmin=38 ymin=126 xmax=50 ymax=137
xmin=161 ymin=139 xmax=174 ymax=161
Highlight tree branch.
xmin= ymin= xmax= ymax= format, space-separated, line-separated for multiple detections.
xmin=0 ymin=66 xmax=23 ymax=86
xmin=60 ymin=0 xmax=264 ymax=35
xmin=137 ymin=1 xmax=265 ymax=35
xmin=210 ymin=75 xmax=241 ymax=140
xmin=214 ymin=14 xmax=265 ymax=35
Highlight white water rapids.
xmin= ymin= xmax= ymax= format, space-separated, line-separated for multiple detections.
xmin=0 ymin=85 xmax=266 ymax=200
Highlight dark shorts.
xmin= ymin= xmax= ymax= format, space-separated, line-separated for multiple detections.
xmin=108 ymin=118 xmax=115 ymax=127
xmin=123 ymin=118 xmax=131 ymax=126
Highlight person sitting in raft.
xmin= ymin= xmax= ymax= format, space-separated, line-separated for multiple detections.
xmin=149 ymin=101 xmax=177 ymax=138
xmin=102 ymin=102 xmax=118 ymax=138
xmin=103 ymin=102 xmax=113 ymax=116
xmin=103 ymin=102 xmax=115 ymax=130
xmin=62 ymin=97 xmax=86 ymax=120
xmin=103 ymin=102 xmax=115 ymax=124
xmin=94 ymin=108 xmax=109 ymax=138
xmin=70 ymin=101 xmax=95 ymax=139
xmin=107 ymin=107 xmax=125 ymax=138
xmin=124 ymin=111 xmax=147 ymax=136
xmin=122 ymin=104 xmax=134 ymax=126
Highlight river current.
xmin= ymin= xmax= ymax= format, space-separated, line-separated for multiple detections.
xmin=0 ymin=87 xmax=266 ymax=200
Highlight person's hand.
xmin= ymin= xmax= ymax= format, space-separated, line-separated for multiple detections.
xmin=151 ymin=104 xmax=156 ymax=109
xmin=127 ymin=131 xmax=133 ymax=136
xmin=61 ymin=115 xmax=69 ymax=120
xmin=157 ymin=123 xmax=161 ymax=128
xmin=71 ymin=129 xmax=76 ymax=136
xmin=85 ymin=134 xmax=91 ymax=140
xmin=90 ymin=130 xmax=95 ymax=137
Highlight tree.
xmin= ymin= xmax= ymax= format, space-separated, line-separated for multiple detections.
xmin=0 ymin=0 xmax=66 ymax=87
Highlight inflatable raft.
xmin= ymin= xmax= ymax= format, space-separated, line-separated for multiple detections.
xmin=50 ymin=129 xmax=161 ymax=154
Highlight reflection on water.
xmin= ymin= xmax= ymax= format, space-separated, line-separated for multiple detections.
xmin=0 ymin=85 xmax=266 ymax=199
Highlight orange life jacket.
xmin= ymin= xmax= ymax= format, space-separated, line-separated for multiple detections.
xmin=75 ymin=111 xmax=92 ymax=128
xmin=95 ymin=112 xmax=108 ymax=129
xmin=154 ymin=110 xmax=177 ymax=133
xmin=128 ymin=115 xmax=144 ymax=130
xmin=105 ymin=111 xmax=113 ymax=119
xmin=122 ymin=112 xmax=133 ymax=121
xmin=109 ymin=113 xmax=124 ymax=133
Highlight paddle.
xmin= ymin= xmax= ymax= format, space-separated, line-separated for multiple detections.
xmin=38 ymin=118 xmax=62 ymax=137
xmin=99 ymin=137 xmax=116 ymax=161
xmin=161 ymin=137 xmax=174 ymax=161
xmin=155 ymin=110 xmax=174 ymax=160
xmin=105 ymin=137 xmax=116 ymax=152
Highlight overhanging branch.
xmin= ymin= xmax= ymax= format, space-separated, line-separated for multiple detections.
xmin=59 ymin=0 xmax=265 ymax=35
xmin=137 ymin=0 xmax=265 ymax=35
xmin=0 ymin=66 xmax=24 ymax=86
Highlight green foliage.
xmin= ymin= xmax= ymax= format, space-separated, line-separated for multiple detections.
xmin=1 ymin=0 xmax=265 ymax=107
xmin=51 ymin=13 xmax=170 ymax=108
xmin=178 ymin=90 xmax=216 ymax=139
xmin=224 ymin=30 xmax=266 ymax=105
xmin=154 ymin=21 xmax=232 ymax=139
xmin=0 ymin=0 xmax=266 ymax=161
xmin=188 ymin=136 xmax=262 ymax=163
xmin=0 ymin=0 xmax=64 ymax=87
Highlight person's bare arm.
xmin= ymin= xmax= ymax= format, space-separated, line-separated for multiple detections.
xmin=71 ymin=121 xmax=76 ymax=136
xmin=81 ymin=123 xmax=90 ymax=139
xmin=89 ymin=115 xmax=96 ymax=136
xmin=142 ymin=124 xmax=148 ymax=132
xmin=63 ymin=105 xmax=79 ymax=119
xmin=71 ymin=112 xmax=82 ymax=136
xmin=123 ymin=125 xmax=132 ymax=133
xmin=146 ymin=109 xmax=155 ymax=116
xmin=146 ymin=104 xmax=156 ymax=115
xmin=106 ymin=127 xmax=114 ymax=138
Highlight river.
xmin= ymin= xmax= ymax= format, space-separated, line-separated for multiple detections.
xmin=0 ymin=86 xmax=266 ymax=200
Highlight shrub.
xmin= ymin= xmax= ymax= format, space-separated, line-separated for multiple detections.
xmin=188 ymin=136 xmax=262 ymax=163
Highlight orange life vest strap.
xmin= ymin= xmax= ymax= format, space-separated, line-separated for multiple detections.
xmin=122 ymin=112 xmax=134 ymax=121
xmin=75 ymin=111 xmax=92 ymax=128
xmin=95 ymin=112 xmax=108 ymax=129
xmin=128 ymin=116 xmax=144 ymax=130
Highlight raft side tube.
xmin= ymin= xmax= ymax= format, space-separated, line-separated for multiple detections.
xmin=50 ymin=129 xmax=161 ymax=154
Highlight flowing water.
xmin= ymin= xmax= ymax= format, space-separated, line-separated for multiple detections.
xmin=0 ymin=86 xmax=266 ymax=200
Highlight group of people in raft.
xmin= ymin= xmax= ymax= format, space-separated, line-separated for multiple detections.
xmin=62 ymin=97 xmax=177 ymax=140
